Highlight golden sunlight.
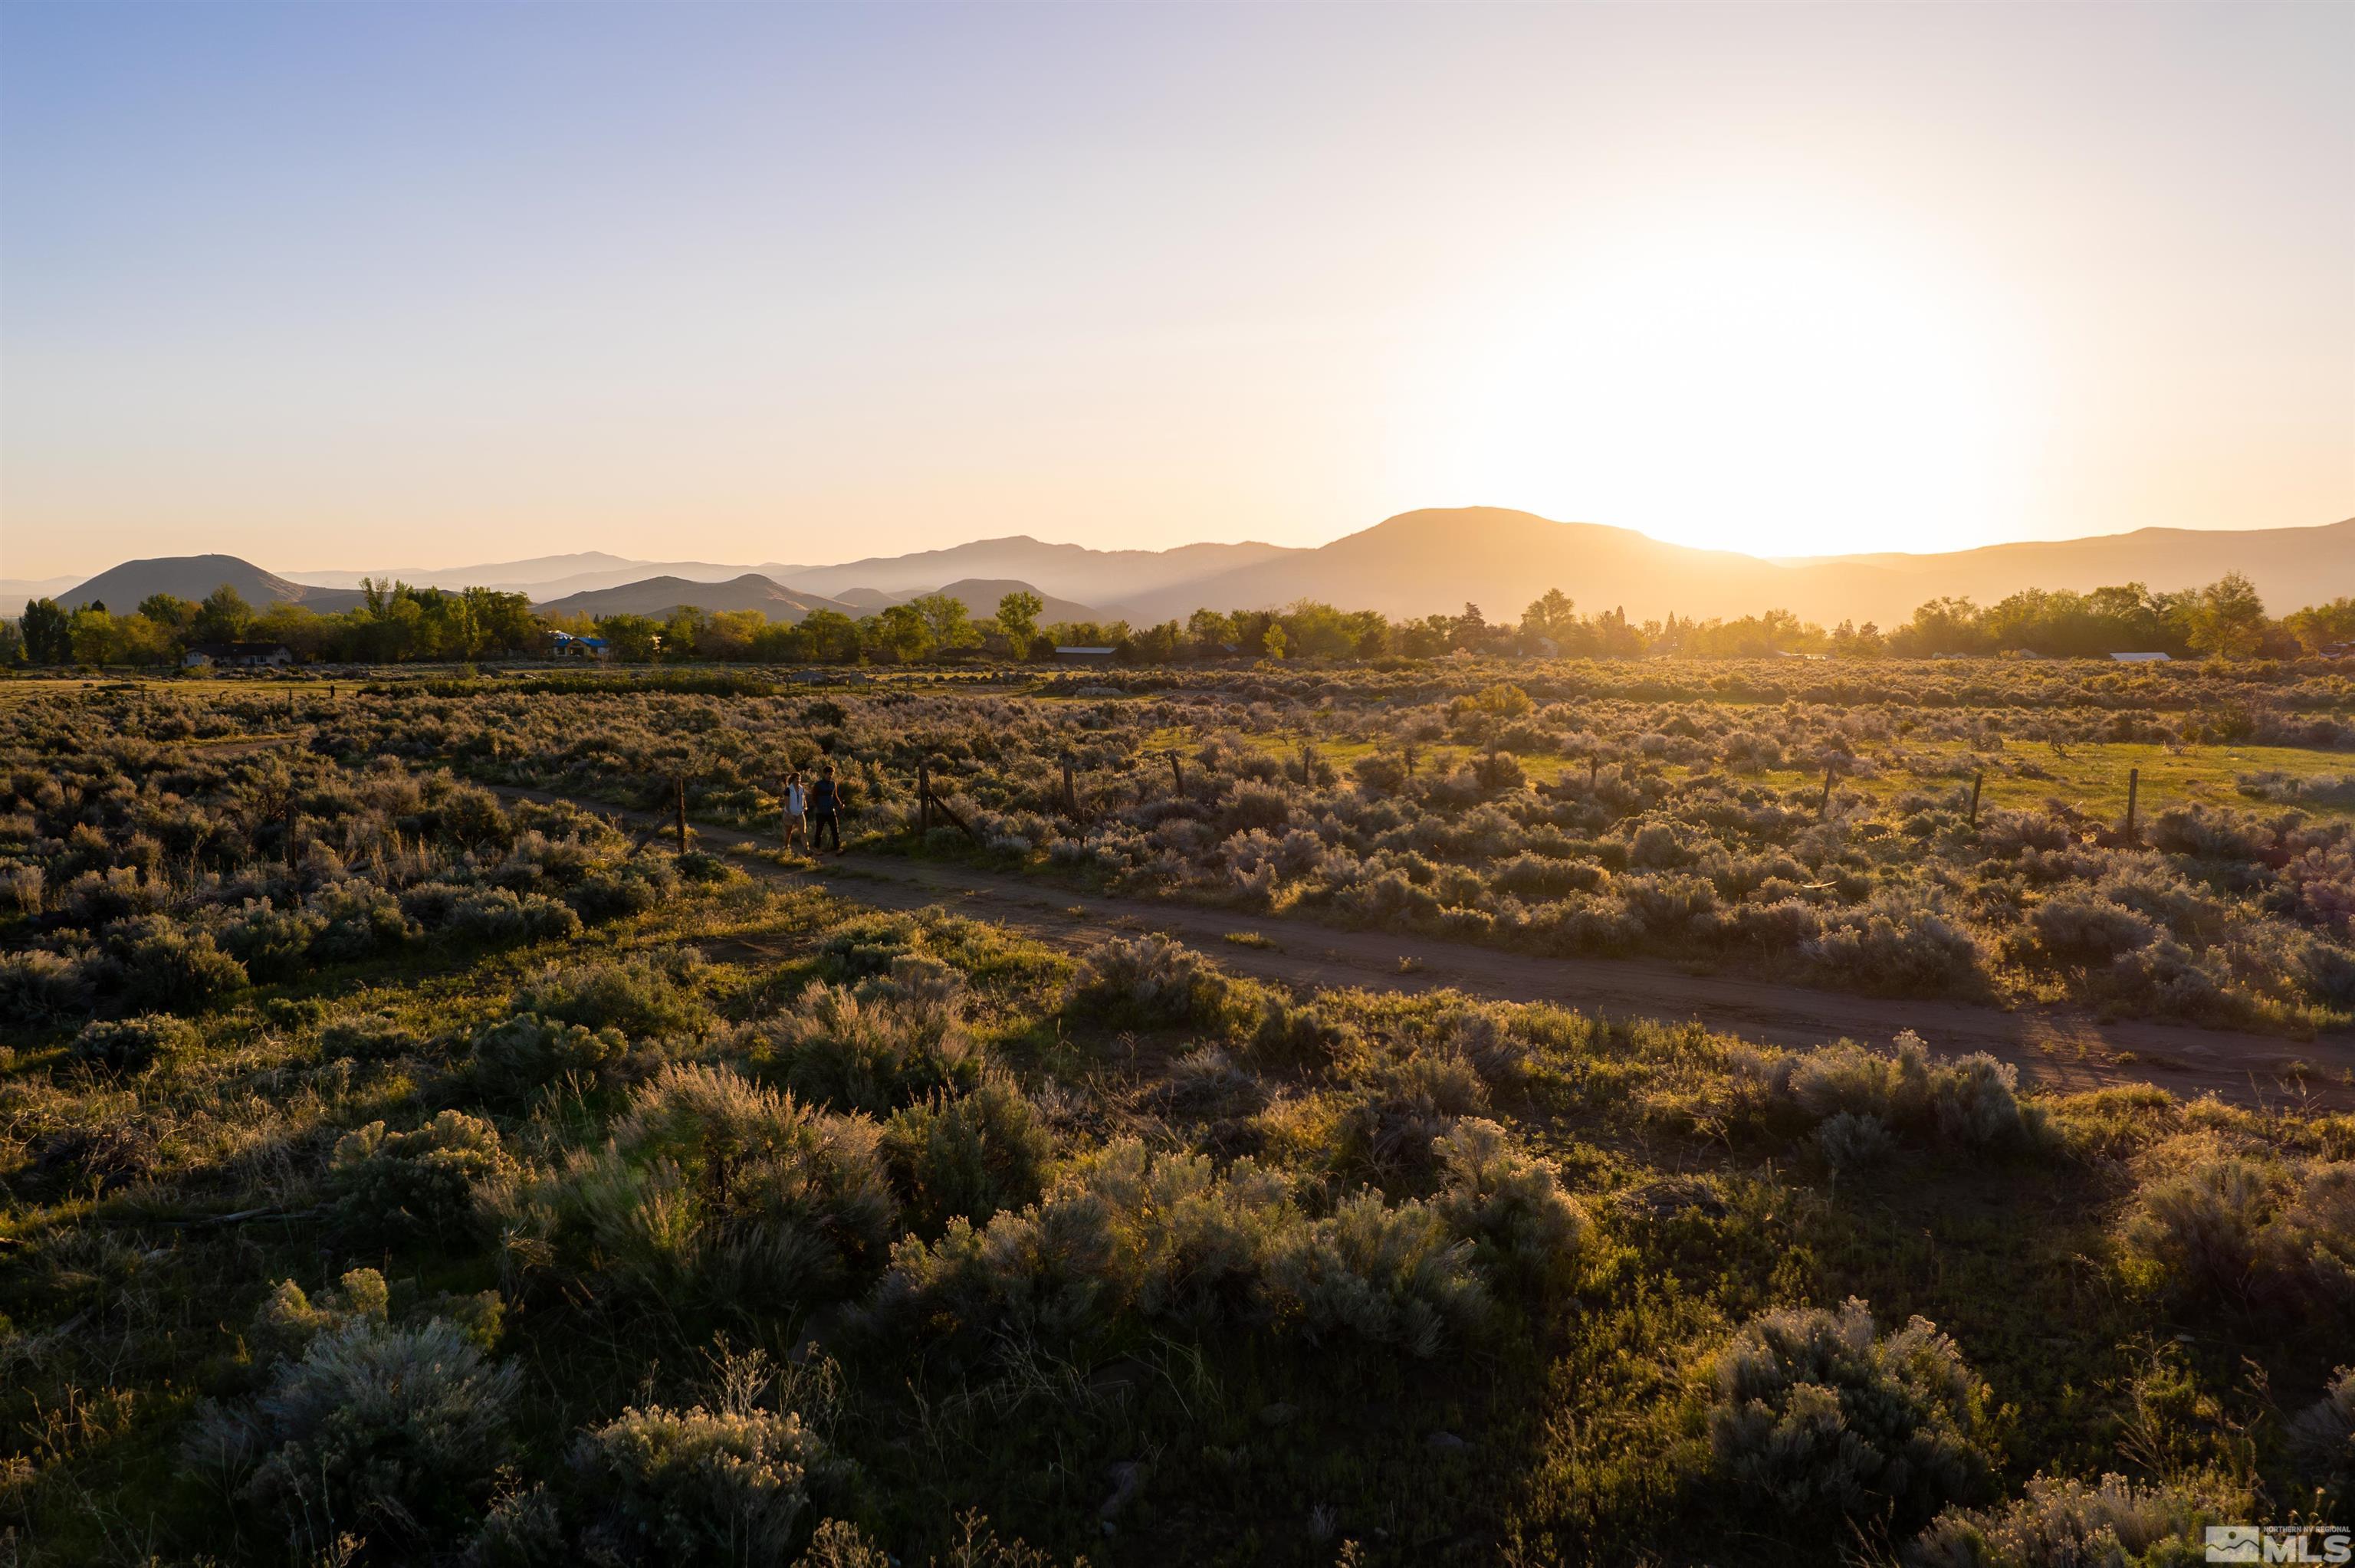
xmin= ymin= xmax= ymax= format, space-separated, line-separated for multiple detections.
xmin=1420 ymin=222 xmax=2041 ymax=559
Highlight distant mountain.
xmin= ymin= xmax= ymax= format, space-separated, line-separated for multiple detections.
xmin=294 ymin=550 xmax=811 ymax=598
xmin=60 ymin=555 xmax=366 ymax=615
xmin=533 ymin=574 xmax=859 ymax=624
xmin=532 ymin=572 xmax=1094 ymax=628
xmin=780 ymin=536 xmax=1300 ymax=605
xmin=1773 ymin=522 xmax=2355 ymax=623
xmin=41 ymin=513 xmax=2355 ymax=638
xmin=868 ymin=579 xmax=1099 ymax=626
xmin=1112 ymin=509 xmax=2355 ymax=628
xmin=0 ymin=575 xmax=85 ymax=618
xmin=1111 ymin=510 xmax=1825 ymax=625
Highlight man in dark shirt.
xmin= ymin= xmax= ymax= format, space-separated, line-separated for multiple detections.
xmin=810 ymin=764 xmax=843 ymax=853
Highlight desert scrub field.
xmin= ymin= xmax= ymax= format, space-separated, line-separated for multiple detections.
xmin=67 ymin=652 xmax=2355 ymax=1032
xmin=3 ymin=696 xmax=2354 ymax=1565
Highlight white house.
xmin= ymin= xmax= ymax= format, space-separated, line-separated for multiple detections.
xmin=2110 ymin=651 xmax=2173 ymax=664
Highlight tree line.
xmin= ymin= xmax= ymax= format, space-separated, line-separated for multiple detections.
xmin=8 ymin=581 xmax=540 ymax=668
xmin=8 ymin=570 xmax=2348 ymax=669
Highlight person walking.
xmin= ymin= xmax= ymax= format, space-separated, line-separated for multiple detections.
xmin=780 ymin=771 xmax=809 ymax=852
xmin=810 ymin=763 xmax=843 ymax=853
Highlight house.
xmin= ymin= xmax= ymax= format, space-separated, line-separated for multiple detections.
xmin=1053 ymin=645 xmax=1118 ymax=666
xmin=182 ymin=642 xmax=294 ymax=669
xmin=549 ymin=632 xmax=612 ymax=660
xmin=2110 ymin=651 xmax=2173 ymax=664
xmin=2318 ymin=641 xmax=2355 ymax=660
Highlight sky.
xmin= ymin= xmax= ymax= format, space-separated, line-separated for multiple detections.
xmin=2 ymin=2 xmax=2350 ymax=582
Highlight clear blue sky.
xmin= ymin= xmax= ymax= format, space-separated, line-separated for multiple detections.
xmin=4 ymin=2 xmax=2350 ymax=579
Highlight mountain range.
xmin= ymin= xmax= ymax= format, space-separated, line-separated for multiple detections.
xmin=12 ymin=509 xmax=2351 ymax=628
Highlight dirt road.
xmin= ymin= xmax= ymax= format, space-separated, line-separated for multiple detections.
xmin=501 ymin=784 xmax=2355 ymax=1110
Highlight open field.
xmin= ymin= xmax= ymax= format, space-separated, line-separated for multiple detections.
xmin=5 ymin=662 xmax=2355 ymax=1565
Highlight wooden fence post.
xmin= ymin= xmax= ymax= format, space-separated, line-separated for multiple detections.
xmin=1060 ymin=752 xmax=1077 ymax=816
xmin=2125 ymin=766 xmax=2140 ymax=845
xmin=1969 ymin=770 xmax=1983 ymax=826
xmin=1820 ymin=763 xmax=1837 ymax=818
xmin=1168 ymin=751 xmax=1184 ymax=799
xmin=1300 ymin=741 xmax=1315 ymax=786
xmin=675 ymin=776 xmax=688 ymax=855
xmin=917 ymin=761 xmax=931 ymax=835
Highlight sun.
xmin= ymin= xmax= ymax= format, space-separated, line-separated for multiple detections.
xmin=1413 ymin=223 xmax=2041 ymax=560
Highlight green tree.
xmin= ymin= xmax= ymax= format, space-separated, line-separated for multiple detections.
xmin=68 ymin=608 xmax=121 ymax=665
xmin=1519 ymin=589 xmax=1578 ymax=652
xmin=799 ymin=609 xmax=861 ymax=663
xmin=1279 ymin=600 xmax=1356 ymax=659
xmin=2284 ymin=597 xmax=2355 ymax=654
xmin=909 ymin=592 xmax=976 ymax=650
xmin=1127 ymin=620 xmax=1181 ymax=663
xmin=18 ymin=599 xmax=71 ymax=664
xmin=995 ymin=590 xmax=1043 ymax=658
xmin=865 ymin=603 xmax=931 ymax=663
xmin=137 ymin=593 xmax=199 ymax=633
xmin=192 ymin=585 xmax=255 ymax=645
xmin=662 ymin=605 xmax=708 ymax=661
xmin=1184 ymin=608 xmax=1233 ymax=658
xmin=595 ymin=613 xmax=663 ymax=661
xmin=2186 ymin=572 xmax=2268 ymax=660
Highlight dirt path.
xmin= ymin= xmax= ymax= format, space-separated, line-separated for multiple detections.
xmin=500 ymin=784 xmax=2355 ymax=1110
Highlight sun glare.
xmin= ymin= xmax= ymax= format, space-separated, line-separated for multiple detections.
xmin=1417 ymin=226 xmax=2040 ymax=559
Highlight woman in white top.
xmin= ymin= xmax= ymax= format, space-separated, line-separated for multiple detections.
xmin=781 ymin=772 xmax=809 ymax=851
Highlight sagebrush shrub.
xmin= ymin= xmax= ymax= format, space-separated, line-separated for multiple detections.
xmin=1431 ymin=1117 xmax=1591 ymax=1291
xmin=193 ymin=1310 xmax=520 ymax=1548
xmin=1906 ymin=1471 xmax=2247 ymax=1567
xmin=213 ymin=899 xmax=326 ymax=980
xmin=876 ymin=1137 xmax=1496 ymax=1357
xmin=1817 ymin=1110 xmax=1897 ymax=1173
xmin=562 ymin=1403 xmax=835 ymax=1566
xmin=2025 ymin=891 xmax=2163 ymax=964
xmin=2120 ymin=1152 xmax=2278 ymax=1303
xmin=470 ymin=1012 xmax=634 ymax=1102
xmin=306 ymin=879 xmax=417 ymax=959
xmin=1804 ymin=895 xmax=1984 ymax=996
xmin=1710 ymin=1298 xmax=1993 ymax=1527
xmin=1332 ymin=1048 xmax=1490 ymax=1179
xmin=71 ymin=1012 xmax=195 ymax=1073
xmin=1266 ymin=1192 xmax=1490 ymax=1357
xmin=752 ymin=964 xmax=974 ymax=1116
xmin=1063 ymin=933 xmax=1228 ymax=1029
xmin=517 ymin=1064 xmax=896 ymax=1308
xmin=572 ymin=859 xmax=677 ymax=923
xmin=1738 ymin=1035 xmax=2046 ymax=1156
xmin=328 ymin=1110 xmax=514 ymax=1247
xmin=511 ymin=947 xmax=710 ymax=1038
xmin=882 ymin=1071 xmax=1050 ymax=1236
xmin=0 ymin=949 xmax=92 ymax=1025
xmin=2266 ymin=1163 xmax=2355 ymax=1315
xmin=115 ymin=918 xmax=248 ymax=1012
xmin=445 ymin=886 xmax=583 ymax=946
xmin=878 ymin=1142 xmax=1286 ymax=1343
